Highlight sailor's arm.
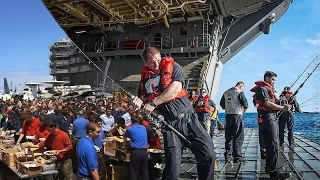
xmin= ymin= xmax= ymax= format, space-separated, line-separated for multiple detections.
xmin=293 ymin=99 xmax=302 ymax=113
xmin=153 ymin=81 xmax=182 ymax=106
xmin=257 ymin=87 xmax=288 ymax=111
xmin=220 ymin=94 xmax=226 ymax=110
xmin=239 ymin=91 xmax=248 ymax=113
xmin=264 ymin=101 xmax=287 ymax=110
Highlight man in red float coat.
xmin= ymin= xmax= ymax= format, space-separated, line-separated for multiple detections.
xmin=278 ymin=86 xmax=301 ymax=146
xmin=251 ymin=71 xmax=291 ymax=180
xmin=194 ymin=88 xmax=216 ymax=134
xmin=133 ymin=47 xmax=215 ymax=180
xmin=188 ymin=90 xmax=198 ymax=105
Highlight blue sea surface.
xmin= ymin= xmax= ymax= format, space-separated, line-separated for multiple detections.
xmin=218 ymin=112 xmax=320 ymax=144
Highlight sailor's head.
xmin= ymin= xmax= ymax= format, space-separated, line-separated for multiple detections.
xmin=189 ymin=90 xmax=197 ymax=97
xmin=235 ymin=81 xmax=245 ymax=91
xmin=284 ymin=86 xmax=290 ymax=91
xmin=200 ymin=88 xmax=207 ymax=97
xmin=264 ymin=71 xmax=277 ymax=86
xmin=143 ymin=47 xmax=161 ymax=73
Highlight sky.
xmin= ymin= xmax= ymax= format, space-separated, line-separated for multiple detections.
xmin=0 ymin=0 xmax=320 ymax=112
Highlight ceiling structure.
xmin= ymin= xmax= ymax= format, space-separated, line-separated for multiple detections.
xmin=43 ymin=0 xmax=270 ymax=31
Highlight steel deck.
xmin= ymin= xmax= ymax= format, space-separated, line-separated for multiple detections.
xmin=179 ymin=128 xmax=320 ymax=180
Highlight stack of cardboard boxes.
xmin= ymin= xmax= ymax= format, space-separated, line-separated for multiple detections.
xmin=104 ymin=136 xmax=131 ymax=161
xmin=0 ymin=139 xmax=57 ymax=176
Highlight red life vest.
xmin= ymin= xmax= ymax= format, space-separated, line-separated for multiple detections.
xmin=250 ymin=81 xmax=276 ymax=111
xmin=194 ymin=95 xmax=211 ymax=113
xmin=188 ymin=95 xmax=198 ymax=103
xmin=138 ymin=57 xmax=188 ymax=103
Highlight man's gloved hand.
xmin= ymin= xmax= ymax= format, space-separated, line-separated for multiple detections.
xmin=283 ymin=104 xmax=291 ymax=111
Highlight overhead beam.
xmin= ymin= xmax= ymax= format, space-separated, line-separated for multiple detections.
xmin=57 ymin=3 xmax=91 ymax=23
xmin=85 ymin=0 xmax=123 ymax=20
xmin=124 ymin=0 xmax=148 ymax=18
xmin=44 ymin=0 xmax=83 ymax=7
xmin=179 ymin=0 xmax=196 ymax=16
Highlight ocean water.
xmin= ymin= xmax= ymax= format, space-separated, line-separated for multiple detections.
xmin=218 ymin=112 xmax=320 ymax=144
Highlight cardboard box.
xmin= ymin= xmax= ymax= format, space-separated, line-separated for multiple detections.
xmin=104 ymin=140 xmax=117 ymax=156
xmin=0 ymin=135 xmax=15 ymax=140
xmin=105 ymin=136 xmax=130 ymax=156
xmin=17 ymin=161 xmax=43 ymax=176
xmin=0 ymin=136 xmax=15 ymax=145
xmin=15 ymin=152 xmax=35 ymax=162
xmin=2 ymin=148 xmax=21 ymax=167
xmin=115 ymin=149 xmax=130 ymax=161
xmin=36 ymin=157 xmax=56 ymax=171
xmin=31 ymin=147 xmax=45 ymax=157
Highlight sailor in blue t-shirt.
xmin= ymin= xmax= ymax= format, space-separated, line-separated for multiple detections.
xmin=124 ymin=111 xmax=151 ymax=180
xmin=72 ymin=115 xmax=89 ymax=139
xmin=77 ymin=122 xmax=101 ymax=180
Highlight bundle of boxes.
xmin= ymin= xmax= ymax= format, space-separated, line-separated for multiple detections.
xmin=104 ymin=136 xmax=131 ymax=161
xmin=0 ymin=135 xmax=56 ymax=176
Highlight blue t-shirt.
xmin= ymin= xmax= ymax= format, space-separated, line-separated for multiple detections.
xmin=72 ymin=117 xmax=89 ymax=138
xmin=94 ymin=129 xmax=105 ymax=150
xmin=124 ymin=123 xmax=147 ymax=149
xmin=77 ymin=137 xmax=98 ymax=177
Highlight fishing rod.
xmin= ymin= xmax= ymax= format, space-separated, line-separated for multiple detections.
xmin=278 ymin=58 xmax=320 ymax=117
xmin=290 ymin=53 xmax=320 ymax=89
xmin=300 ymin=104 xmax=311 ymax=108
xmin=70 ymin=40 xmax=192 ymax=146
xmin=300 ymin=96 xmax=317 ymax=105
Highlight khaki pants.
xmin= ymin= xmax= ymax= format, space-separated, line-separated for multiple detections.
xmin=56 ymin=158 xmax=73 ymax=180
xmin=200 ymin=117 xmax=211 ymax=134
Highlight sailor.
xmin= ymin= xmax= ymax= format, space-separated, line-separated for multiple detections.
xmin=278 ymin=86 xmax=301 ymax=146
xmin=37 ymin=120 xmax=73 ymax=180
xmin=77 ymin=122 xmax=101 ymax=180
xmin=133 ymin=47 xmax=215 ymax=180
xmin=93 ymin=117 xmax=106 ymax=180
xmin=220 ymin=81 xmax=248 ymax=162
xmin=251 ymin=71 xmax=291 ymax=179
xmin=123 ymin=111 xmax=154 ymax=180
xmin=16 ymin=110 xmax=41 ymax=144
xmin=194 ymin=88 xmax=216 ymax=134
xmin=188 ymin=90 xmax=198 ymax=105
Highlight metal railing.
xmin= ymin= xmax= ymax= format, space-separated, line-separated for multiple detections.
xmin=69 ymin=57 xmax=86 ymax=64
xmin=50 ymin=69 xmax=69 ymax=74
xmin=50 ymin=60 xmax=69 ymax=67
xmin=49 ymin=42 xmax=73 ymax=49
xmin=94 ymin=35 xmax=211 ymax=52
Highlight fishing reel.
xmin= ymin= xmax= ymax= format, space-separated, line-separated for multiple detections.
xmin=278 ymin=96 xmax=289 ymax=106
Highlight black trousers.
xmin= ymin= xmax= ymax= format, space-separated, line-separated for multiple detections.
xmin=130 ymin=149 xmax=149 ymax=180
xmin=97 ymin=151 xmax=106 ymax=180
xmin=258 ymin=122 xmax=266 ymax=155
xmin=224 ymin=114 xmax=244 ymax=159
xmin=210 ymin=120 xmax=217 ymax=138
xmin=260 ymin=112 xmax=279 ymax=177
xmin=162 ymin=112 xmax=215 ymax=180
xmin=279 ymin=111 xmax=294 ymax=145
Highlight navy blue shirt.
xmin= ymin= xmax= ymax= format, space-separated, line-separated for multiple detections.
xmin=197 ymin=100 xmax=216 ymax=121
xmin=55 ymin=114 xmax=70 ymax=133
xmin=94 ymin=129 xmax=104 ymax=150
xmin=77 ymin=137 xmax=99 ymax=177
xmin=124 ymin=123 xmax=148 ymax=149
xmin=72 ymin=117 xmax=89 ymax=138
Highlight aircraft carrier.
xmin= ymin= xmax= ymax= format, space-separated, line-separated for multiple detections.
xmin=39 ymin=1 xmax=320 ymax=180
xmin=44 ymin=0 xmax=292 ymax=101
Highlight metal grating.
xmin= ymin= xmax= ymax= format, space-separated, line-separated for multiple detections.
xmin=178 ymin=128 xmax=320 ymax=179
